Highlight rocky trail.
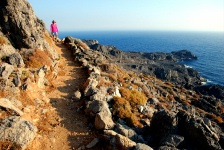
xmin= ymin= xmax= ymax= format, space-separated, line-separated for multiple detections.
xmin=1 ymin=1 xmax=224 ymax=149
xmin=27 ymin=42 xmax=100 ymax=150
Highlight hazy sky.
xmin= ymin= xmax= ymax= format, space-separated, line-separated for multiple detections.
xmin=27 ymin=0 xmax=224 ymax=32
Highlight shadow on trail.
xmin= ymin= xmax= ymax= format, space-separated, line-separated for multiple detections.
xmin=48 ymin=43 xmax=96 ymax=149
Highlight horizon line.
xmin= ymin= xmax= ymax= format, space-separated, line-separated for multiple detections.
xmin=58 ymin=29 xmax=224 ymax=33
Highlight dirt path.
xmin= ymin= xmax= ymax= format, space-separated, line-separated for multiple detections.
xmin=27 ymin=43 xmax=99 ymax=150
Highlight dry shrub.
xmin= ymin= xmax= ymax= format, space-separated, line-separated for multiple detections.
xmin=119 ymin=88 xmax=131 ymax=100
xmin=218 ymin=106 xmax=224 ymax=114
xmin=109 ymin=74 xmax=117 ymax=81
xmin=206 ymin=113 xmax=223 ymax=124
xmin=57 ymin=70 xmax=66 ymax=76
xmin=113 ymin=96 xmax=142 ymax=127
xmin=0 ymin=111 xmax=10 ymax=120
xmin=131 ymin=83 xmax=139 ymax=89
xmin=16 ymin=91 xmax=34 ymax=106
xmin=167 ymin=95 xmax=175 ymax=101
xmin=0 ymin=91 xmax=9 ymax=98
xmin=196 ymin=107 xmax=207 ymax=114
xmin=99 ymin=64 xmax=110 ymax=72
xmin=20 ymin=70 xmax=30 ymax=83
xmin=100 ymin=63 xmax=117 ymax=74
xmin=113 ymin=96 xmax=132 ymax=118
xmin=25 ymin=49 xmax=52 ymax=68
xmin=119 ymin=88 xmax=147 ymax=105
xmin=96 ymin=77 xmax=112 ymax=88
xmin=116 ymin=68 xmax=130 ymax=84
xmin=214 ymin=116 xmax=223 ymax=124
xmin=0 ymin=140 xmax=20 ymax=150
xmin=0 ymin=36 xmax=7 ymax=45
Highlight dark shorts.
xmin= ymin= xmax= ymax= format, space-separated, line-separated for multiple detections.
xmin=52 ymin=32 xmax=58 ymax=36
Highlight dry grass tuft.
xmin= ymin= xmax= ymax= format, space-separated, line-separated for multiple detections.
xmin=37 ymin=110 xmax=59 ymax=133
xmin=119 ymin=88 xmax=147 ymax=105
xmin=206 ymin=113 xmax=223 ymax=124
xmin=25 ymin=49 xmax=52 ymax=68
xmin=214 ymin=116 xmax=223 ymax=124
xmin=16 ymin=91 xmax=34 ymax=106
xmin=0 ymin=91 xmax=9 ymax=98
xmin=96 ymin=76 xmax=113 ymax=88
xmin=0 ymin=140 xmax=20 ymax=150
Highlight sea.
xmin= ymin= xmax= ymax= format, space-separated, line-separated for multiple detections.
xmin=59 ymin=31 xmax=224 ymax=86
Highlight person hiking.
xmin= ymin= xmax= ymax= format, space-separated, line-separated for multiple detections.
xmin=50 ymin=20 xmax=58 ymax=41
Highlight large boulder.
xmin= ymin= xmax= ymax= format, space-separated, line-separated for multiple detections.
xmin=147 ymin=110 xmax=178 ymax=146
xmin=178 ymin=111 xmax=222 ymax=150
xmin=7 ymin=52 xmax=25 ymax=67
xmin=0 ymin=98 xmax=23 ymax=116
xmin=116 ymin=123 xmax=139 ymax=142
xmin=94 ymin=102 xmax=115 ymax=130
xmin=0 ymin=116 xmax=38 ymax=150
xmin=0 ymin=63 xmax=14 ymax=79
xmin=104 ymin=130 xmax=136 ymax=150
xmin=0 ymin=41 xmax=17 ymax=58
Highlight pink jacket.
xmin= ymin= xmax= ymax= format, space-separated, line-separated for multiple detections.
xmin=50 ymin=23 xmax=58 ymax=32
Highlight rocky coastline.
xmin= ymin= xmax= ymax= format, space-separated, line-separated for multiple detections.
xmin=65 ymin=36 xmax=224 ymax=149
xmin=0 ymin=0 xmax=224 ymax=149
xmin=83 ymin=39 xmax=224 ymax=98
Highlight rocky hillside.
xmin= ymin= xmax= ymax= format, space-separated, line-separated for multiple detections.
xmin=0 ymin=0 xmax=224 ymax=150
xmin=64 ymin=36 xmax=224 ymax=150
xmin=0 ymin=0 xmax=59 ymax=149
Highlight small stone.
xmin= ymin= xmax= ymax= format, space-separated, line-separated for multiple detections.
xmin=73 ymin=90 xmax=82 ymax=101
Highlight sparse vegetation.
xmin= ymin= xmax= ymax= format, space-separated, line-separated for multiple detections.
xmin=16 ymin=91 xmax=34 ymax=106
xmin=0 ymin=36 xmax=7 ymax=45
xmin=44 ymin=33 xmax=54 ymax=47
xmin=25 ymin=49 xmax=52 ymax=68
xmin=206 ymin=113 xmax=223 ymax=124
xmin=119 ymin=87 xmax=147 ymax=105
xmin=113 ymin=96 xmax=143 ymax=127
xmin=0 ymin=140 xmax=20 ymax=150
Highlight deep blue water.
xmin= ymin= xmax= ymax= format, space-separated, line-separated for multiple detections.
xmin=59 ymin=31 xmax=224 ymax=86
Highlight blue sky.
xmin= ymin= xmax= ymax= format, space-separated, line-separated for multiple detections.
xmin=27 ymin=0 xmax=224 ymax=32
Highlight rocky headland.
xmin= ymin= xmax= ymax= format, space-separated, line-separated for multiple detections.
xmin=0 ymin=0 xmax=224 ymax=150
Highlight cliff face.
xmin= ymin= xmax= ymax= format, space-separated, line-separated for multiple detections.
xmin=0 ymin=0 xmax=58 ymax=59
xmin=0 ymin=0 xmax=59 ymax=149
